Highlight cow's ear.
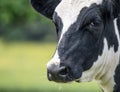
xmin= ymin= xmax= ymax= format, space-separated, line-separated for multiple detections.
xmin=112 ymin=0 xmax=120 ymax=18
xmin=31 ymin=0 xmax=61 ymax=19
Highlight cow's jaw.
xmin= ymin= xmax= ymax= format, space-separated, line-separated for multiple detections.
xmin=78 ymin=39 xmax=119 ymax=92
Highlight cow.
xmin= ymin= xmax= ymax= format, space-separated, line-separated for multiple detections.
xmin=31 ymin=0 xmax=120 ymax=92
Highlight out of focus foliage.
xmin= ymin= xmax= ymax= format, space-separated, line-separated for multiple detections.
xmin=0 ymin=0 xmax=56 ymax=42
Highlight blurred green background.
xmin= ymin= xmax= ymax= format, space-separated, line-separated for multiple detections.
xmin=0 ymin=0 xmax=101 ymax=92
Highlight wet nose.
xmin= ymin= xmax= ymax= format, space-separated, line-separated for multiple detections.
xmin=47 ymin=64 xmax=69 ymax=82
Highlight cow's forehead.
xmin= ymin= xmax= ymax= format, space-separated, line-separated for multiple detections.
xmin=55 ymin=0 xmax=102 ymax=20
xmin=55 ymin=0 xmax=103 ymax=43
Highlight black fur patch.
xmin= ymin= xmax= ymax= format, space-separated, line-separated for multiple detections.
xmin=31 ymin=0 xmax=61 ymax=19
xmin=114 ymin=63 xmax=120 ymax=92
xmin=53 ymin=12 xmax=63 ymax=39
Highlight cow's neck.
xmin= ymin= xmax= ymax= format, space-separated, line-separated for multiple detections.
xmin=96 ymin=18 xmax=120 ymax=92
xmin=96 ymin=41 xmax=119 ymax=92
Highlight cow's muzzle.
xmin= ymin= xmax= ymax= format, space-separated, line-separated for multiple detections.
xmin=47 ymin=64 xmax=73 ymax=83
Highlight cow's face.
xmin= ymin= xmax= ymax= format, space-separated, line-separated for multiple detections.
xmin=47 ymin=0 xmax=104 ymax=82
xmin=31 ymin=0 xmax=119 ymax=83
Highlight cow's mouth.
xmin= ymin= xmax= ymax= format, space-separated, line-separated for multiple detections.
xmin=47 ymin=71 xmax=75 ymax=83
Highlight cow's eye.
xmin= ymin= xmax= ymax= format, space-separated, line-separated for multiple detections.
xmin=89 ymin=22 xmax=96 ymax=28
xmin=87 ymin=19 xmax=101 ymax=29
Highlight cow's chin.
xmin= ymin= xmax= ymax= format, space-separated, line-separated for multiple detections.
xmin=75 ymin=78 xmax=92 ymax=83
xmin=48 ymin=76 xmax=76 ymax=83
xmin=51 ymin=79 xmax=79 ymax=83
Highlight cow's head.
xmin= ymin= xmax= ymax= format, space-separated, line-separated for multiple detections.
xmin=31 ymin=0 xmax=120 ymax=83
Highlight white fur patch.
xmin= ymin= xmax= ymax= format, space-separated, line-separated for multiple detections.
xmin=47 ymin=50 xmax=60 ymax=68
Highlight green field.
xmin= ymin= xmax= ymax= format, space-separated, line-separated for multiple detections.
xmin=0 ymin=41 xmax=101 ymax=92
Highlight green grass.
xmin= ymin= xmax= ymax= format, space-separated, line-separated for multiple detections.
xmin=0 ymin=41 xmax=102 ymax=92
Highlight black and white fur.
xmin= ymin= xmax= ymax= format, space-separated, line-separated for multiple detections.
xmin=31 ymin=0 xmax=120 ymax=92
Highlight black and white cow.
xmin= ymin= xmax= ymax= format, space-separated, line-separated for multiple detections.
xmin=31 ymin=0 xmax=120 ymax=92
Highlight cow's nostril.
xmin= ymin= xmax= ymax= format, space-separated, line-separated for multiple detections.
xmin=59 ymin=66 xmax=69 ymax=76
